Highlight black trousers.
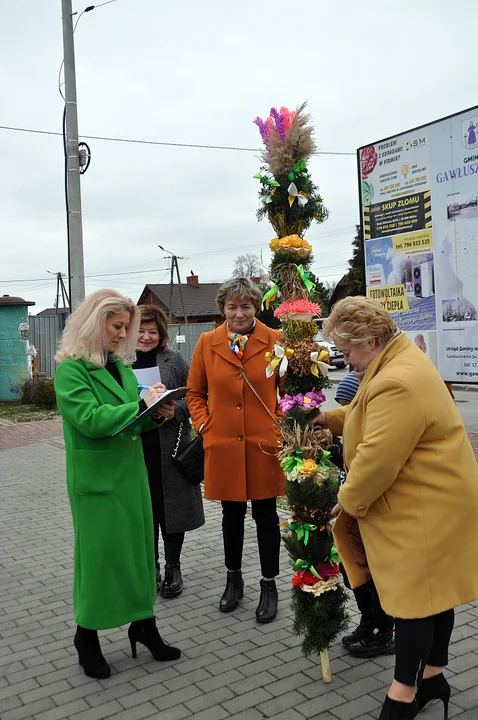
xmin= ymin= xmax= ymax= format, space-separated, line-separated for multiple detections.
xmin=221 ymin=498 xmax=280 ymax=578
xmin=149 ymin=472 xmax=184 ymax=566
xmin=341 ymin=564 xmax=394 ymax=632
xmin=394 ymin=610 xmax=455 ymax=686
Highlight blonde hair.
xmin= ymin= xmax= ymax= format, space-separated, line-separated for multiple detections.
xmin=55 ymin=289 xmax=140 ymax=365
xmin=216 ymin=277 xmax=263 ymax=314
xmin=323 ymin=296 xmax=397 ymax=349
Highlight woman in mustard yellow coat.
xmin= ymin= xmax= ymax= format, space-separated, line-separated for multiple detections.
xmin=314 ymin=297 xmax=478 ymax=720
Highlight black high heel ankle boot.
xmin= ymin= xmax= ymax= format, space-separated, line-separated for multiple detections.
xmin=128 ymin=617 xmax=181 ymax=661
xmin=219 ymin=570 xmax=244 ymax=612
xmin=378 ymin=695 xmax=418 ymax=720
xmin=417 ymin=673 xmax=450 ymax=719
xmin=256 ymin=579 xmax=278 ymax=624
xmin=74 ymin=627 xmax=110 ymax=679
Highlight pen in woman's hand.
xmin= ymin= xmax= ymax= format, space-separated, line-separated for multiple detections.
xmin=138 ymin=384 xmax=150 ymax=391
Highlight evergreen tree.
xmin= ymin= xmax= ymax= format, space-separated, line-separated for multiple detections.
xmin=346 ymin=225 xmax=365 ymax=296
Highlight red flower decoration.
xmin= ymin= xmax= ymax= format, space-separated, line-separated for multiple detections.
xmin=361 ymin=145 xmax=378 ymax=179
xmin=316 ymin=562 xmax=340 ymax=579
xmin=291 ymin=563 xmax=340 ymax=588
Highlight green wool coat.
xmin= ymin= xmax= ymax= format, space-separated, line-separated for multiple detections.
xmin=54 ymin=357 xmax=158 ymax=630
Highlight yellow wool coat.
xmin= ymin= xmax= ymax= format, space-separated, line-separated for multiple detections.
xmin=327 ymin=332 xmax=478 ymax=619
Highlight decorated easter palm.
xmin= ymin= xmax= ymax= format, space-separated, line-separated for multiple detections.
xmin=253 ymin=103 xmax=348 ymax=681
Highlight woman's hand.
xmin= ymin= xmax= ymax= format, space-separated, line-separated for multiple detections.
xmin=144 ymin=382 xmax=166 ymax=408
xmin=332 ymin=500 xmax=358 ymax=519
xmin=153 ymin=401 xmax=176 ymax=421
xmin=312 ymin=412 xmax=329 ymax=430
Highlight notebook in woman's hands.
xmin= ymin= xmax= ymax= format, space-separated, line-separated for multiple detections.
xmin=112 ymin=387 xmax=188 ymax=436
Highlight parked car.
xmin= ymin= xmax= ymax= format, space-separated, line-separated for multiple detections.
xmin=314 ymin=332 xmax=345 ymax=368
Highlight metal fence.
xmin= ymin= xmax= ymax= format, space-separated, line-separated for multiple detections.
xmin=167 ymin=323 xmax=215 ymax=364
xmin=29 ymin=315 xmax=63 ymax=378
xmin=29 ymin=316 xmax=215 ymax=377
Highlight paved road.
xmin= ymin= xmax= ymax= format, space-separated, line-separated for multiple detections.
xmin=0 ymin=409 xmax=477 ymax=720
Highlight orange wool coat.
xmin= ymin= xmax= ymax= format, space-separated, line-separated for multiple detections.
xmin=187 ymin=320 xmax=285 ymax=502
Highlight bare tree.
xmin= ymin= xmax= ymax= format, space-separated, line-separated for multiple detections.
xmin=232 ymin=253 xmax=266 ymax=281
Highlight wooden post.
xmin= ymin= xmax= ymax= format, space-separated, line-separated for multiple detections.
xmin=320 ymin=649 xmax=332 ymax=683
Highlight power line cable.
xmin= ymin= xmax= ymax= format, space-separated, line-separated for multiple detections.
xmin=0 ymin=124 xmax=355 ymax=156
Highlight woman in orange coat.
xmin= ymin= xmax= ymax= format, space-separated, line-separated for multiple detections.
xmin=187 ymin=278 xmax=285 ymax=623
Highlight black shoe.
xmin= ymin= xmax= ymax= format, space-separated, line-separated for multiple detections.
xmin=219 ymin=570 xmax=244 ymax=613
xmin=128 ymin=617 xmax=181 ymax=661
xmin=74 ymin=627 xmax=111 ymax=679
xmin=160 ymin=562 xmax=183 ymax=599
xmin=256 ymin=579 xmax=278 ymax=624
xmin=156 ymin=565 xmax=162 ymax=594
xmin=379 ymin=695 xmax=418 ymax=720
xmin=417 ymin=673 xmax=450 ymax=719
xmin=341 ymin=617 xmax=375 ymax=648
xmin=348 ymin=630 xmax=395 ymax=658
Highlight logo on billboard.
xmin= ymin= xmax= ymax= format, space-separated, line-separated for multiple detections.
xmin=462 ymin=117 xmax=478 ymax=149
xmin=405 ymin=138 xmax=426 ymax=151
xmin=360 ymin=145 xmax=378 ymax=179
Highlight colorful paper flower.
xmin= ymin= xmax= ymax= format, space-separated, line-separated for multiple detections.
xmin=269 ymin=235 xmax=313 ymax=257
xmin=274 ymin=299 xmax=321 ymax=318
xmin=299 ymin=459 xmax=318 ymax=476
xmin=279 ymin=388 xmax=327 ymax=413
xmin=291 ymin=563 xmax=340 ymax=588
xmin=300 ymin=576 xmax=340 ymax=597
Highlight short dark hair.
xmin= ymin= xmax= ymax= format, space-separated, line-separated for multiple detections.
xmin=137 ymin=304 xmax=169 ymax=350
xmin=216 ymin=277 xmax=263 ymax=315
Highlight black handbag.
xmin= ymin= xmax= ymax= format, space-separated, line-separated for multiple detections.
xmin=172 ymin=422 xmax=204 ymax=487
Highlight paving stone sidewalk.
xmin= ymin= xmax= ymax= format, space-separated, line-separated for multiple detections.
xmin=0 ymin=425 xmax=477 ymax=720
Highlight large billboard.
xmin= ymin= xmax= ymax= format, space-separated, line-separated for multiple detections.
xmin=358 ymin=106 xmax=478 ymax=383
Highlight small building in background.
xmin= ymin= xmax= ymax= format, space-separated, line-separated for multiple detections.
xmin=0 ymin=294 xmax=36 ymax=400
xmin=138 ymin=273 xmax=223 ymax=325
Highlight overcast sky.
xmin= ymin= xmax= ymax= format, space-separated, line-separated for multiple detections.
xmin=1 ymin=0 xmax=477 ymax=312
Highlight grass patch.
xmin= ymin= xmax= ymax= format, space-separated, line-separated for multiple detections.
xmin=0 ymin=402 xmax=59 ymax=424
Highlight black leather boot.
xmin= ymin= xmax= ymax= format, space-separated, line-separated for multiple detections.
xmin=128 ymin=617 xmax=181 ymax=661
xmin=341 ymin=616 xmax=375 ymax=648
xmin=256 ymin=579 xmax=278 ymax=624
xmin=155 ymin=565 xmax=162 ymax=594
xmin=74 ymin=626 xmax=110 ymax=679
xmin=417 ymin=673 xmax=450 ymax=719
xmin=160 ymin=562 xmax=183 ymax=599
xmin=219 ymin=570 xmax=244 ymax=612
xmin=378 ymin=695 xmax=418 ymax=720
xmin=348 ymin=630 xmax=395 ymax=658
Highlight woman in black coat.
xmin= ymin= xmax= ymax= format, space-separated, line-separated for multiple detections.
xmin=133 ymin=305 xmax=204 ymax=598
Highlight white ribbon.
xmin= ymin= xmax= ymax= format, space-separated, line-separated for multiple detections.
xmin=266 ymin=343 xmax=291 ymax=378
xmin=310 ymin=351 xmax=332 ymax=378
xmin=288 ymin=182 xmax=308 ymax=207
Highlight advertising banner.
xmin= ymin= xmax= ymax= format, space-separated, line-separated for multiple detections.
xmin=358 ymin=106 xmax=478 ymax=383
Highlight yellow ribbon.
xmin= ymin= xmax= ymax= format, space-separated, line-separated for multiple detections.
xmin=265 ymin=344 xmax=294 ymax=378
xmin=288 ymin=182 xmax=309 ymax=208
xmin=310 ymin=350 xmax=331 ymax=378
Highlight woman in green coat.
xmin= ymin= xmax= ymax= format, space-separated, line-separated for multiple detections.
xmin=54 ymin=289 xmax=181 ymax=680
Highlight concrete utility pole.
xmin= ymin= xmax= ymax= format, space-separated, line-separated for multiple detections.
xmin=61 ymin=0 xmax=85 ymax=311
